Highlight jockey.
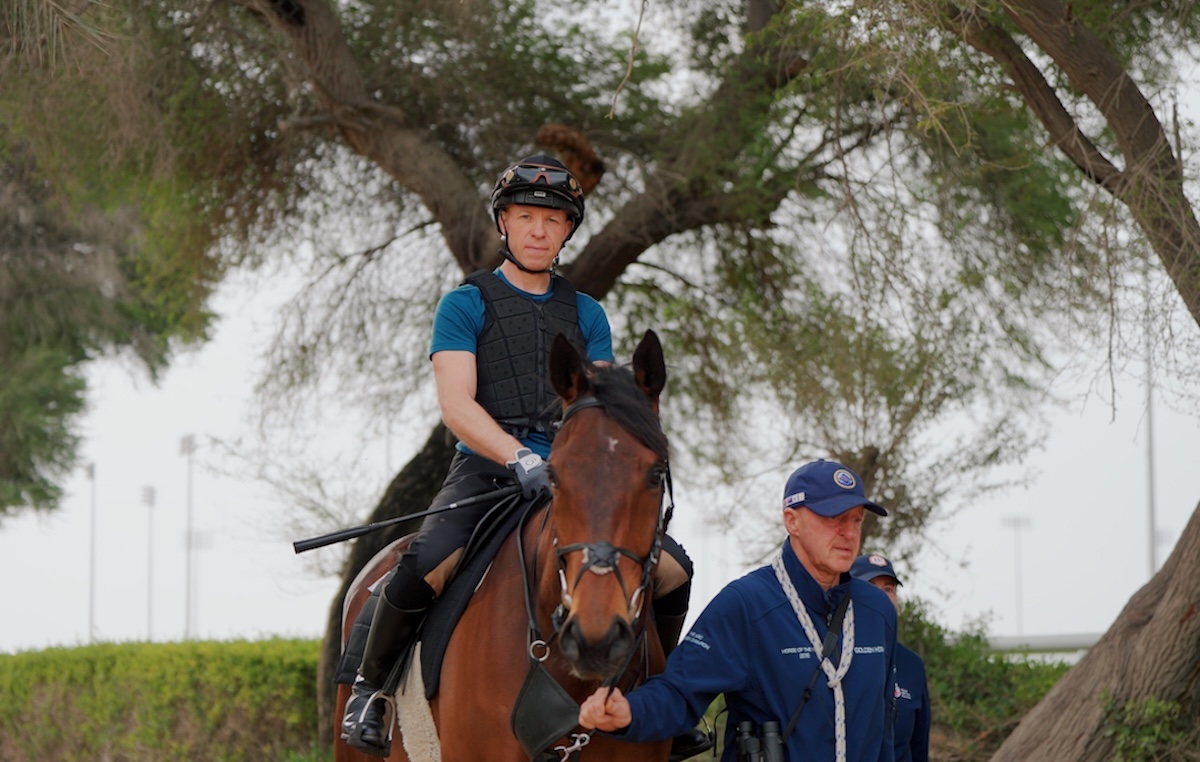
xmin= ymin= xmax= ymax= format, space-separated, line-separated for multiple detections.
xmin=339 ymin=154 xmax=710 ymax=760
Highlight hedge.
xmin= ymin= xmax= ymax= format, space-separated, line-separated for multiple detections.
xmin=0 ymin=638 xmax=326 ymax=762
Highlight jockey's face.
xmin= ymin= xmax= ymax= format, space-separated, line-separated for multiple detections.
xmin=499 ymin=204 xmax=571 ymax=271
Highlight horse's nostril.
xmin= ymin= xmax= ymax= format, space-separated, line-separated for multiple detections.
xmin=560 ymin=617 xmax=635 ymax=677
xmin=604 ymin=620 xmax=634 ymax=662
xmin=559 ymin=618 xmax=584 ymax=662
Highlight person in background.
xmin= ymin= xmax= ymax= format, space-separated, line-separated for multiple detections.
xmin=579 ymin=459 xmax=898 ymax=762
xmin=850 ymin=553 xmax=931 ymax=762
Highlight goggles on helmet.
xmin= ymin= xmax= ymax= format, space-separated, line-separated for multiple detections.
xmin=493 ymin=163 xmax=583 ymax=215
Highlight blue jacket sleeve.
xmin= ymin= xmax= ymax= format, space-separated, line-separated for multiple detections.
xmin=618 ymin=584 xmax=753 ymax=742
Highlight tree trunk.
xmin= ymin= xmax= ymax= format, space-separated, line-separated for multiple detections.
xmin=314 ymin=424 xmax=455 ymax=747
xmin=989 ymin=498 xmax=1200 ymax=761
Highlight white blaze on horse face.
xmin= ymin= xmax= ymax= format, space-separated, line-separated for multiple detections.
xmin=607 ymin=436 xmax=619 ymax=452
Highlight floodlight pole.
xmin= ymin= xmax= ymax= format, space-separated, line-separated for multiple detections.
xmin=1144 ymin=264 xmax=1158 ymax=578
xmin=143 ymin=485 xmax=156 ymax=641
xmin=87 ymin=463 xmax=97 ymax=644
xmin=1001 ymin=515 xmax=1032 ymax=636
xmin=180 ymin=435 xmax=196 ymax=640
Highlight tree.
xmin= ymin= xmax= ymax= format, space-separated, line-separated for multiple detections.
xmin=7 ymin=1 xmax=1200 ymax=753
xmin=0 ymin=134 xmax=193 ymax=519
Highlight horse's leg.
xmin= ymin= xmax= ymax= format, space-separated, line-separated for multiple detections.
xmin=435 ymin=540 xmax=531 ymax=761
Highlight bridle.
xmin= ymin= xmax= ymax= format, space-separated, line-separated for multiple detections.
xmin=514 ymin=393 xmax=675 ymax=759
xmin=519 ymin=394 xmax=675 ymax=658
xmin=552 ymin=397 xmax=673 ymax=626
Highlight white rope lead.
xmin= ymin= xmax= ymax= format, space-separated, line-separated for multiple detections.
xmin=772 ymin=549 xmax=855 ymax=762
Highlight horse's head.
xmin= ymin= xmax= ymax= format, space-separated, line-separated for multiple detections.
xmin=545 ymin=330 xmax=670 ymax=680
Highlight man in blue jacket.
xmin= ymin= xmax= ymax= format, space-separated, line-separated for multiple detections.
xmin=851 ymin=553 xmax=931 ymax=762
xmin=580 ymin=459 xmax=898 ymax=762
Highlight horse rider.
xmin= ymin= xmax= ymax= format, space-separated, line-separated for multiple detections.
xmin=340 ymin=154 xmax=711 ymax=761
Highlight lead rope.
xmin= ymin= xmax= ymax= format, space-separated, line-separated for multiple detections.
xmin=771 ymin=549 xmax=855 ymax=762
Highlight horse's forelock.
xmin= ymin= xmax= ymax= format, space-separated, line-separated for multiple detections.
xmin=585 ymin=364 xmax=669 ymax=460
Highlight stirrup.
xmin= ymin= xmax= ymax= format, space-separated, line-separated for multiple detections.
xmin=343 ymin=685 xmax=397 ymax=756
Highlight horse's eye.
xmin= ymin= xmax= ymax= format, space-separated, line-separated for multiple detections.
xmin=647 ymin=465 xmax=666 ymax=488
xmin=546 ymin=465 xmax=558 ymax=488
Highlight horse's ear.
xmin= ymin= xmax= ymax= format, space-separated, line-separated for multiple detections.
xmin=549 ymin=333 xmax=589 ymax=404
xmin=632 ymin=330 xmax=667 ymax=405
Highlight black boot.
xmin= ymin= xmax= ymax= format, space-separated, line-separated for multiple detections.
xmin=342 ymin=567 xmax=435 ymax=758
xmin=654 ymin=584 xmax=716 ymax=762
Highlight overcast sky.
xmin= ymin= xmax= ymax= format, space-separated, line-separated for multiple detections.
xmin=2 ymin=265 xmax=1199 ymax=656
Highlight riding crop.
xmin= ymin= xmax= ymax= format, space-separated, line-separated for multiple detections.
xmin=292 ymin=484 xmax=522 ymax=553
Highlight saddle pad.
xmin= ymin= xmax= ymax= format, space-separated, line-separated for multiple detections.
xmin=397 ymin=643 xmax=441 ymax=762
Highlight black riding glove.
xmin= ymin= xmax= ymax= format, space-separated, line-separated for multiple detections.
xmin=507 ymin=448 xmax=551 ymax=501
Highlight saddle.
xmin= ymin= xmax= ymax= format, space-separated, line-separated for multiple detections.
xmin=334 ymin=490 xmax=533 ymax=700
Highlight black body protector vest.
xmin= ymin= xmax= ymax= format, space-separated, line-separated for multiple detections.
xmin=466 ymin=270 xmax=587 ymax=439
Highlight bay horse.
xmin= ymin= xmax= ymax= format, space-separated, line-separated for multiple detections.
xmin=335 ymin=330 xmax=675 ymax=762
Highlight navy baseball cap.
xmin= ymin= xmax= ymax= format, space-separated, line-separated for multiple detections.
xmin=851 ymin=553 xmax=903 ymax=585
xmin=782 ymin=460 xmax=887 ymax=517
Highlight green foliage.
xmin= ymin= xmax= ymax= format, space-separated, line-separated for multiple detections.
xmin=0 ymin=348 xmax=85 ymax=514
xmin=899 ymin=599 xmax=1070 ymax=760
xmin=1102 ymin=692 xmax=1200 ymax=762
xmin=0 ymin=639 xmax=322 ymax=762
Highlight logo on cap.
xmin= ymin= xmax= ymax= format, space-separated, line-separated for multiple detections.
xmin=833 ymin=469 xmax=856 ymax=489
xmin=868 ymin=554 xmax=888 ymax=567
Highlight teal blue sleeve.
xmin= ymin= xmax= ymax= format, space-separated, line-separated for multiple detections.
xmin=430 ymin=284 xmax=486 ymax=356
xmin=577 ymin=293 xmax=614 ymax=363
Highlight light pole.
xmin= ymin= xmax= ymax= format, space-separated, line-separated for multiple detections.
xmin=1002 ymin=515 xmax=1032 ymax=635
xmin=1144 ymin=265 xmax=1158 ymax=578
xmin=180 ymin=435 xmax=196 ymax=640
xmin=86 ymin=462 xmax=97 ymax=644
xmin=143 ymin=485 xmax=156 ymax=641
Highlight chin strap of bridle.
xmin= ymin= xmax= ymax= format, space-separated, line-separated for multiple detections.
xmin=499 ymin=239 xmax=559 ymax=275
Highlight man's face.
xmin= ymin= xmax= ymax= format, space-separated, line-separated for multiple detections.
xmin=869 ymin=576 xmax=899 ymax=609
xmin=499 ymin=204 xmax=571 ymax=270
xmin=784 ymin=505 xmax=865 ymax=586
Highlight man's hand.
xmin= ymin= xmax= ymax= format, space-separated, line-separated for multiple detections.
xmin=507 ymin=448 xmax=551 ymax=500
xmin=579 ymin=686 xmax=632 ymax=732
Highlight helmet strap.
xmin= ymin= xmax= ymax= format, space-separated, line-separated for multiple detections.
xmin=499 ymin=238 xmax=558 ymax=275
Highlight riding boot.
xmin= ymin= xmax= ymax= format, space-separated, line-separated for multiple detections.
xmin=655 ymin=610 xmax=688 ymax=660
xmin=343 ymin=566 xmax=436 ymax=758
xmin=654 ymin=584 xmax=716 ymax=762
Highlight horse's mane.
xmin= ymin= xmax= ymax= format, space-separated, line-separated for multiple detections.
xmin=582 ymin=362 xmax=669 ymax=461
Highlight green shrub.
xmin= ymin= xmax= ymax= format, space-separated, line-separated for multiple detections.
xmin=900 ymin=598 xmax=1070 ymax=761
xmin=1101 ymin=692 xmax=1200 ymax=762
xmin=0 ymin=639 xmax=322 ymax=762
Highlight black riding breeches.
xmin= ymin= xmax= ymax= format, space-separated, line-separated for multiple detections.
xmin=393 ymin=451 xmax=514 ymax=582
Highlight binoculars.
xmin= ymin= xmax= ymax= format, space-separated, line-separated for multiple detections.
xmin=735 ymin=719 xmax=784 ymax=762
